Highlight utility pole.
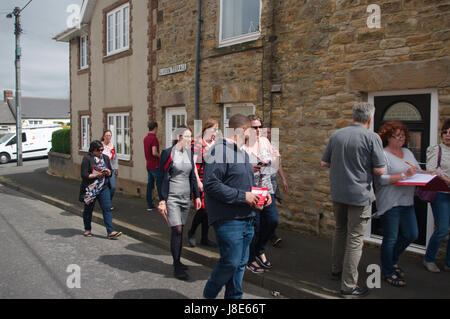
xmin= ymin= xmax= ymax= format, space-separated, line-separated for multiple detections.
xmin=13 ymin=6 xmax=23 ymax=166
xmin=7 ymin=1 xmax=32 ymax=166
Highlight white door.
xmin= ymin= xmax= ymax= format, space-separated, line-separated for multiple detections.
xmin=165 ymin=107 xmax=187 ymax=148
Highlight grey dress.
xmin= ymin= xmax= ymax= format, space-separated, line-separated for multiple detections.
xmin=167 ymin=148 xmax=192 ymax=226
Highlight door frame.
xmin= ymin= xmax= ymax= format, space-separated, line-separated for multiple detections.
xmin=366 ymin=88 xmax=439 ymax=254
xmin=165 ymin=107 xmax=187 ymax=149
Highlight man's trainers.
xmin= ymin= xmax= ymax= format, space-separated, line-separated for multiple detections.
xmin=341 ymin=286 xmax=369 ymax=299
xmin=423 ymin=261 xmax=441 ymax=273
xmin=147 ymin=207 xmax=156 ymax=212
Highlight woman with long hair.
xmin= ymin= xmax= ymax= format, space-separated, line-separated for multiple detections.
xmin=424 ymin=118 xmax=450 ymax=272
xmin=158 ymin=126 xmax=201 ymax=280
xmin=187 ymin=119 xmax=219 ymax=248
xmin=101 ymin=130 xmax=119 ymax=207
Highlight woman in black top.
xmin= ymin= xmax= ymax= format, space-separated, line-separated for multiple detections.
xmin=80 ymin=140 xmax=122 ymax=239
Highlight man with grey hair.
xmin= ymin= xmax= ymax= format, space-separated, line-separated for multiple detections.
xmin=321 ymin=102 xmax=386 ymax=298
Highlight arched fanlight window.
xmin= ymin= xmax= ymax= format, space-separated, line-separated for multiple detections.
xmin=383 ymin=102 xmax=422 ymax=121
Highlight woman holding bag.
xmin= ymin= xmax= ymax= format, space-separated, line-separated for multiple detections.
xmin=158 ymin=126 xmax=201 ymax=280
xmin=424 ymin=119 xmax=450 ymax=273
xmin=80 ymin=140 xmax=122 ymax=239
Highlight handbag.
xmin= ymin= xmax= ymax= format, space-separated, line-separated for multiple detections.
xmin=415 ymin=145 xmax=442 ymax=203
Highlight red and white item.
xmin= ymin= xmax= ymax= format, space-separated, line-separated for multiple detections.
xmin=251 ymin=187 xmax=269 ymax=206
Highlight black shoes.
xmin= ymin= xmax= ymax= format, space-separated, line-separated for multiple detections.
xmin=174 ymin=265 xmax=189 ymax=281
xmin=340 ymin=286 xmax=369 ymax=299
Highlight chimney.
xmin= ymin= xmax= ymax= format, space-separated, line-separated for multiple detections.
xmin=3 ymin=90 xmax=13 ymax=102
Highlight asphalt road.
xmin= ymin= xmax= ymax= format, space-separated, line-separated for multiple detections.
xmin=0 ymin=183 xmax=273 ymax=299
xmin=0 ymin=157 xmax=48 ymax=169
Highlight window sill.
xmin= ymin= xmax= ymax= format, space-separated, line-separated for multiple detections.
xmin=118 ymin=159 xmax=133 ymax=167
xmin=210 ymin=37 xmax=263 ymax=59
xmin=103 ymin=48 xmax=133 ymax=64
xmin=218 ymin=32 xmax=261 ymax=48
xmin=77 ymin=68 xmax=89 ymax=75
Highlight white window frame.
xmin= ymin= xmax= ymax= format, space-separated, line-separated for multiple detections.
xmin=165 ymin=107 xmax=187 ymax=148
xmin=106 ymin=2 xmax=130 ymax=56
xmin=28 ymin=120 xmax=43 ymax=125
xmin=219 ymin=0 xmax=261 ymax=48
xmin=223 ymin=103 xmax=255 ymax=131
xmin=80 ymin=34 xmax=89 ymax=69
xmin=107 ymin=112 xmax=131 ymax=161
xmin=81 ymin=115 xmax=90 ymax=151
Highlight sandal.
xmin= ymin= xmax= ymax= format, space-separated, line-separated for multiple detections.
xmin=393 ymin=265 xmax=405 ymax=278
xmin=384 ymin=274 xmax=407 ymax=287
xmin=107 ymin=231 xmax=122 ymax=240
xmin=256 ymin=255 xmax=272 ymax=269
xmin=246 ymin=263 xmax=265 ymax=274
xmin=83 ymin=231 xmax=93 ymax=237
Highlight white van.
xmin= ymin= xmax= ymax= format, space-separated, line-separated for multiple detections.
xmin=0 ymin=125 xmax=63 ymax=164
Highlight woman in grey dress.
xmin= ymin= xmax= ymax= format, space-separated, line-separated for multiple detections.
xmin=158 ymin=126 xmax=201 ymax=280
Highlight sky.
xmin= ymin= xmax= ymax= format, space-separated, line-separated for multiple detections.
xmin=0 ymin=0 xmax=83 ymax=99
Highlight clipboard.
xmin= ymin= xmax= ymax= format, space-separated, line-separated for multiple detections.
xmin=395 ymin=174 xmax=450 ymax=192
xmin=394 ymin=174 xmax=437 ymax=186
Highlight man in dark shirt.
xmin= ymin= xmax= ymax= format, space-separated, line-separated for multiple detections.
xmin=202 ymin=114 xmax=271 ymax=299
xmin=144 ymin=122 xmax=161 ymax=210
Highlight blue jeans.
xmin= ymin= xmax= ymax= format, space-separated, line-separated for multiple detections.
xmin=380 ymin=206 xmax=418 ymax=277
xmin=248 ymin=194 xmax=278 ymax=263
xmin=425 ymin=192 xmax=450 ymax=266
xmin=147 ymin=168 xmax=161 ymax=209
xmin=109 ymin=171 xmax=116 ymax=200
xmin=83 ymin=186 xmax=114 ymax=234
xmin=203 ymin=218 xmax=254 ymax=299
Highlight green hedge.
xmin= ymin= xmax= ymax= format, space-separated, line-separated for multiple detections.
xmin=51 ymin=128 xmax=71 ymax=154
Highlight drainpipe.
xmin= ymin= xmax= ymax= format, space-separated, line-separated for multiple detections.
xmin=194 ymin=0 xmax=202 ymax=121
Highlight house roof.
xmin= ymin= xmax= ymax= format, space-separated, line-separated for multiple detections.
xmin=53 ymin=0 xmax=95 ymax=42
xmin=0 ymin=100 xmax=16 ymax=125
xmin=6 ymin=97 xmax=70 ymax=120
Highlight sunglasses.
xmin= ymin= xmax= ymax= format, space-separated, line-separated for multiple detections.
xmin=252 ymin=126 xmax=262 ymax=129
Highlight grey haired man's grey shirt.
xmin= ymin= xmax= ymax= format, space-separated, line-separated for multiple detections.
xmin=322 ymin=123 xmax=386 ymax=207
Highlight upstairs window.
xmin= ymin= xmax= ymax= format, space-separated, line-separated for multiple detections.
xmin=106 ymin=3 xmax=130 ymax=56
xmin=80 ymin=34 xmax=89 ymax=69
xmin=219 ymin=0 xmax=261 ymax=47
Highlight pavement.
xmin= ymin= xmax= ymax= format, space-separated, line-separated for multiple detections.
xmin=0 ymin=161 xmax=449 ymax=299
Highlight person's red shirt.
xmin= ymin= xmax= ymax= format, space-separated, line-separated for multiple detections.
xmin=144 ymin=132 xmax=160 ymax=170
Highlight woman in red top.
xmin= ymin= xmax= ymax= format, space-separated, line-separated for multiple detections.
xmin=187 ymin=119 xmax=219 ymax=247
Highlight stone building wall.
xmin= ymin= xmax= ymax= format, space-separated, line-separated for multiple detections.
xmin=270 ymin=0 xmax=450 ymax=235
xmin=65 ymin=0 xmax=449 ymax=240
